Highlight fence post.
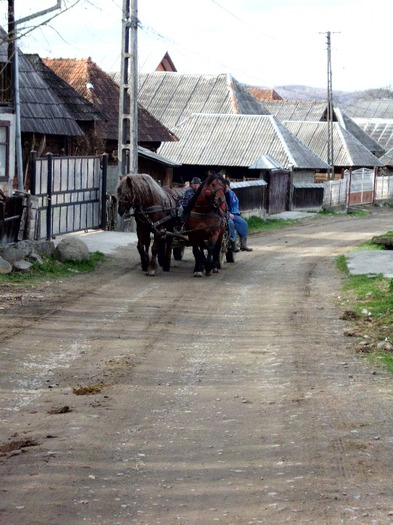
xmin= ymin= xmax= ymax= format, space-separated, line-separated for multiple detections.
xmin=29 ymin=150 xmax=37 ymax=195
xmin=46 ymin=152 xmax=53 ymax=241
xmin=372 ymin=167 xmax=377 ymax=205
xmin=101 ymin=153 xmax=108 ymax=229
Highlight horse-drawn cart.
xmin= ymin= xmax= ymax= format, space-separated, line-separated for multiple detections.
xmin=117 ymin=172 xmax=235 ymax=276
xmin=170 ymin=223 xmax=235 ymax=266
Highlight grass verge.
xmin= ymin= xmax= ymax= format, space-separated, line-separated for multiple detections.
xmin=337 ymin=239 xmax=393 ymax=374
xmin=0 ymin=251 xmax=106 ymax=283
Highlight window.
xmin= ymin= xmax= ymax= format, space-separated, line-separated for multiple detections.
xmin=0 ymin=120 xmax=10 ymax=182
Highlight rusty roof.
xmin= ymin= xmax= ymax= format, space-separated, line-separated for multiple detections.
xmin=25 ymin=54 xmax=104 ymax=123
xmin=43 ymin=57 xmax=176 ymax=143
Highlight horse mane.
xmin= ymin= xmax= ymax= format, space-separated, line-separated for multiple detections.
xmin=119 ymin=173 xmax=172 ymax=206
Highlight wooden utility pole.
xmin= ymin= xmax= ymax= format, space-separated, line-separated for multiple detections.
xmin=118 ymin=0 xmax=138 ymax=176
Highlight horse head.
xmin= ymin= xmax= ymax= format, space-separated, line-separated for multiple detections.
xmin=199 ymin=172 xmax=227 ymax=211
xmin=117 ymin=175 xmax=135 ymax=217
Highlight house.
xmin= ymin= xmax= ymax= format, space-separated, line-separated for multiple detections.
xmin=0 ymin=26 xmax=93 ymax=197
xmin=25 ymin=54 xmax=105 ymax=156
xmin=282 ymin=120 xmax=384 ymax=177
xmin=246 ymin=87 xmax=283 ymax=101
xmin=342 ymin=98 xmax=393 ymax=154
xmin=260 ymin=99 xmax=385 ymax=159
xmin=158 ymin=113 xmax=330 ymax=184
xmin=138 ymin=72 xmax=270 ymax=131
xmin=43 ymin=57 xmax=178 ymax=185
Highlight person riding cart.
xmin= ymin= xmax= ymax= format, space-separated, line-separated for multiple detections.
xmin=225 ymin=180 xmax=253 ymax=252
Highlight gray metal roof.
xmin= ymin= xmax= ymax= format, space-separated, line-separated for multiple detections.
xmin=283 ymin=121 xmax=383 ymax=168
xmin=249 ymin=155 xmax=283 ymax=170
xmin=334 ymin=108 xmax=385 ymax=156
xmin=262 ymin=99 xmax=384 ymax=156
xmin=138 ymin=145 xmax=180 ymax=167
xmin=293 ymin=182 xmax=325 ymax=189
xmin=231 ymin=179 xmax=267 ymax=188
xmin=379 ymin=147 xmax=393 ymax=166
xmin=138 ymin=72 xmax=269 ymax=130
xmin=344 ymin=98 xmax=393 ymax=119
xmin=353 ymin=118 xmax=393 ymax=152
xmin=158 ymin=113 xmax=330 ymax=170
xmin=261 ymin=100 xmax=327 ymax=121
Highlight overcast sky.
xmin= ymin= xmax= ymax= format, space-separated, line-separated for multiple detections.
xmin=2 ymin=0 xmax=391 ymax=94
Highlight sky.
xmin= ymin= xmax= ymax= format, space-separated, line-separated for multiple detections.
xmin=2 ymin=0 xmax=392 ymax=94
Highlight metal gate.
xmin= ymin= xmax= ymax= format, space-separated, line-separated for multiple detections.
xmin=345 ymin=168 xmax=376 ymax=206
xmin=30 ymin=152 xmax=107 ymax=240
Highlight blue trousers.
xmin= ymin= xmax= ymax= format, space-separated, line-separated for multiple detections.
xmin=228 ymin=215 xmax=247 ymax=240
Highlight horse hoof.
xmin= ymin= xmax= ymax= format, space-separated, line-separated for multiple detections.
xmin=146 ymin=271 xmax=156 ymax=276
xmin=213 ymin=268 xmax=219 ymax=273
xmin=193 ymin=272 xmax=203 ymax=278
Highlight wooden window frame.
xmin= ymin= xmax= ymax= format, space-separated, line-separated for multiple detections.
xmin=0 ymin=120 xmax=10 ymax=182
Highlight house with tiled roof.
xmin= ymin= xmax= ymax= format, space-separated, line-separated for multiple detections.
xmin=43 ymin=57 xmax=179 ymax=185
xmin=26 ymin=54 xmax=105 ymax=156
xmin=246 ymin=87 xmax=283 ymax=101
xmin=43 ymin=58 xmax=177 ymax=158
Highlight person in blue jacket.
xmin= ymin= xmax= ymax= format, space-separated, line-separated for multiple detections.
xmin=181 ymin=177 xmax=202 ymax=208
xmin=225 ymin=180 xmax=253 ymax=252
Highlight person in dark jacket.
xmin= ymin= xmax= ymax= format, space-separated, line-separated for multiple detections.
xmin=181 ymin=177 xmax=202 ymax=208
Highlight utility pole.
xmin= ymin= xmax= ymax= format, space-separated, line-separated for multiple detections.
xmin=326 ymin=31 xmax=334 ymax=180
xmin=12 ymin=1 xmax=62 ymax=191
xmin=320 ymin=31 xmax=339 ymax=180
xmin=118 ymin=0 xmax=138 ymax=176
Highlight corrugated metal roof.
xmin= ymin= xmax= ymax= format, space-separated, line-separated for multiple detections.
xmin=379 ymin=147 xmax=393 ymax=166
xmin=138 ymin=145 xmax=180 ymax=166
xmin=344 ymin=99 xmax=393 ymax=119
xmin=158 ymin=113 xmax=330 ymax=170
xmin=293 ymin=182 xmax=325 ymax=189
xmin=249 ymin=155 xmax=283 ymax=169
xmin=231 ymin=179 xmax=267 ymax=188
xmin=138 ymin=72 xmax=269 ymax=130
xmin=262 ymin=99 xmax=384 ymax=156
xmin=262 ymin=100 xmax=327 ymax=121
xmin=334 ymin=108 xmax=385 ymax=155
xmin=353 ymin=118 xmax=393 ymax=152
xmin=283 ymin=121 xmax=383 ymax=168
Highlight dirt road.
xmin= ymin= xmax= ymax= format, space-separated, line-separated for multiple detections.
xmin=1 ymin=210 xmax=393 ymax=525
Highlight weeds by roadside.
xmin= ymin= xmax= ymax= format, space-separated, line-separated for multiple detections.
xmin=337 ymin=237 xmax=393 ymax=373
xmin=0 ymin=251 xmax=106 ymax=283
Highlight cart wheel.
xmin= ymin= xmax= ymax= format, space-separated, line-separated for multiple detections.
xmin=173 ymin=246 xmax=185 ymax=261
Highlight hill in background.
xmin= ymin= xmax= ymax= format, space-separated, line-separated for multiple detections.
xmin=272 ymin=85 xmax=393 ymax=106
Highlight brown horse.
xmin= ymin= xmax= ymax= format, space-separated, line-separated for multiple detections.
xmin=117 ymin=174 xmax=182 ymax=276
xmin=184 ymin=172 xmax=228 ymax=277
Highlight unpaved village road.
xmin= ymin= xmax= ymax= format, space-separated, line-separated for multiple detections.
xmin=1 ymin=210 xmax=393 ymax=525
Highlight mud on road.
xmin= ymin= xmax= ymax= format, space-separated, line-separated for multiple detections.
xmin=1 ymin=210 xmax=393 ymax=525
